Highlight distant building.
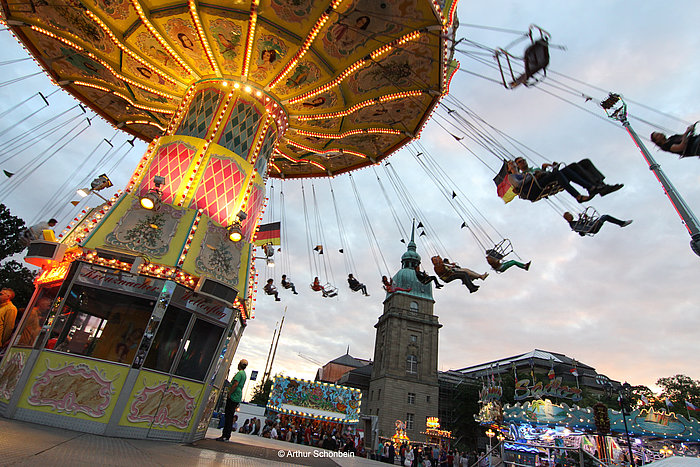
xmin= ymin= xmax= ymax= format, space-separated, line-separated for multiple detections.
xmin=315 ymin=352 xmax=370 ymax=384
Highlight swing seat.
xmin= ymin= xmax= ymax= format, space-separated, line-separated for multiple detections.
xmin=518 ymin=176 xmax=564 ymax=202
xmin=573 ymin=207 xmax=600 ymax=236
xmin=323 ymin=283 xmax=338 ymax=297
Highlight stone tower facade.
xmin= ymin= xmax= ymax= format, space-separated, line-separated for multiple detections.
xmin=366 ymin=231 xmax=441 ymax=443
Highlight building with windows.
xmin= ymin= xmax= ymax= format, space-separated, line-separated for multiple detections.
xmin=365 ymin=231 xmax=441 ymax=444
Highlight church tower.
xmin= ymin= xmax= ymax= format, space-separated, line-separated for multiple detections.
xmin=367 ymin=229 xmax=441 ymax=443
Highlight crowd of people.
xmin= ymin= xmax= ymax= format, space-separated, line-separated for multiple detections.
xmin=374 ymin=440 xmax=481 ymax=467
xmin=221 ymin=413 xmax=367 ymax=456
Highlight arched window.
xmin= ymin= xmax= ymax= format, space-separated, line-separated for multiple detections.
xmin=409 ymin=301 xmax=419 ymax=312
xmin=406 ymin=354 xmax=418 ymax=374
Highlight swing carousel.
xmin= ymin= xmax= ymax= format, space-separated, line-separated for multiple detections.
xmin=0 ymin=0 xmax=460 ymax=441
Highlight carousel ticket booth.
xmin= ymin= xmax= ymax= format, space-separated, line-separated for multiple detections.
xmin=0 ymin=258 xmax=246 ymax=441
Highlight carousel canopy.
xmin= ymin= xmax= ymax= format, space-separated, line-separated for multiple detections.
xmin=1 ymin=0 xmax=459 ymax=178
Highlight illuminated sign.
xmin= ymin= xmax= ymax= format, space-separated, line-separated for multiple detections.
xmin=427 ymin=417 xmax=440 ymax=429
xmin=35 ymin=263 xmax=71 ymax=285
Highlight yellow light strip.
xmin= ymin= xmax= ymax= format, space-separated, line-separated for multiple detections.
xmin=285 ymin=140 xmax=367 ymax=160
xmin=31 ymin=24 xmax=179 ymax=106
xmin=241 ymin=0 xmax=260 ymax=79
xmin=273 ymin=149 xmax=329 ymax=171
xmin=287 ymin=30 xmax=423 ymax=104
xmin=188 ymin=0 xmax=220 ymax=76
xmin=268 ymin=0 xmax=347 ymax=90
xmin=72 ymin=81 xmax=174 ymax=114
xmin=123 ymin=120 xmax=167 ymax=131
xmin=295 ymin=90 xmax=424 ymax=121
xmin=294 ymin=128 xmax=402 ymax=139
xmin=83 ymin=9 xmax=181 ymax=88
xmin=129 ymin=0 xmax=198 ymax=78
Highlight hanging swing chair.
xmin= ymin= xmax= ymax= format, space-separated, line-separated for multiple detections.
xmin=570 ymin=206 xmax=601 ymax=236
xmin=494 ymin=25 xmax=552 ymax=89
xmin=485 ymin=239 xmax=513 ymax=273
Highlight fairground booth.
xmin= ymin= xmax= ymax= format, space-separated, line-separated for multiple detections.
xmin=477 ymin=376 xmax=700 ymax=467
xmin=266 ymin=376 xmax=362 ymax=440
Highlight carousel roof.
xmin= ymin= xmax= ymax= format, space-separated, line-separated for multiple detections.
xmin=1 ymin=0 xmax=459 ymax=178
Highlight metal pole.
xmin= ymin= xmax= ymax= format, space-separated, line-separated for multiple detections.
xmin=622 ymin=121 xmax=700 ymax=239
xmin=621 ymin=410 xmax=635 ymax=467
xmin=602 ymin=93 xmax=700 ymax=257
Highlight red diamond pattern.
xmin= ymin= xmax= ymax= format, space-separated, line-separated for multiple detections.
xmin=242 ymin=183 xmax=265 ymax=240
xmin=190 ymin=157 xmax=247 ymax=225
xmin=139 ymin=143 xmax=194 ymax=204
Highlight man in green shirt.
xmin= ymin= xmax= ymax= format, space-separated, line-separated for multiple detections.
xmin=216 ymin=359 xmax=247 ymax=441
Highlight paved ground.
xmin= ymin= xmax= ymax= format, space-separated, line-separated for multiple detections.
xmin=0 ymin=416 xmax=383 ymax=467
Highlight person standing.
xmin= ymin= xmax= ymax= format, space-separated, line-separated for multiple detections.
xmin=216 ymin=359 xmax=248 ymax=441
xmin=0 ymin=288 xmax=18 ymax=349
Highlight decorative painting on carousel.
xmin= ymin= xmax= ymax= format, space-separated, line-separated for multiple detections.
xmin=163 ymin=17 xmax=212 ymax=72
xmin=320 ymin=1 xmax=404 ymax=61
xmin=17 ymin=353 xmax=127 ymax=422
xmin=120 ymin=371 xmax=204 ymax=431
xmin=205 ymin=17 xmax=244 ymax=74
xmin=105 ymin=198 xmax=185 ymax=258
xmin=273 ymin=59 xmax=322 ymax=97
xmin=345 ymin=35 xmax=435 ymax=96
xmin=192 ymin=220 xmax=247 ymax=287
xmin=0 ymin=348 xmax=31 ymax=402
xmin=248 ymin=33 xmax=288 ymax=83
xmin=287 ymin=89 xmax=341 ymax=113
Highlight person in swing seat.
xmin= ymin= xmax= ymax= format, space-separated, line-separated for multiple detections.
xmin=414 ymin=265 xmax=443 ymax=289
xmin=347 ymin=274 xmax=369 ymax=296
xmin=563 ymin=211 xmax=632 ymax=236
xmin=651 ymin=123 xmax=700 ymax=158
xmin=510 ymin=157 xmax=622 ymax=203
xmin=311 ymin=277 xmax=336 ymax=297
xmin=485 ymin=249 xmax=531 ymax=273
xmin=430 ymin=256 xmax=487 ymax=293
xmin=382 ymin=276 xmax=411 ymax=293
xmin=281 ymin=274 xmax=298 ymax=294
xmin=263 ymin=278 xmax=281 ymax=301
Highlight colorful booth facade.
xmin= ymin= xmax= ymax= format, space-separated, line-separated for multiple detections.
xmin=267 ymin=376 xmax=362 ymax=424
xmin=0 ymin=261 xmax=244 ymax=441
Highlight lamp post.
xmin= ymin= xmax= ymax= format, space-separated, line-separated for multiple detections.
xmin=601 ymin=93 xmax=700 ymax=258
xmin=486 ymin=428 xmax=495 ymax=467
xmin=618 ymin=382 xmax=637 ymax=467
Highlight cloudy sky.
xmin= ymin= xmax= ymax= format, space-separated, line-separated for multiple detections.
xmin=1 ymin=1 xmax=699 ymax=396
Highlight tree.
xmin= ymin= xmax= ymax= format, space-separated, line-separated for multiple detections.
xmin=656 ymin=374 xmax=700 ymax=416
xmin=0 ymin=260 xmax=37 ymax=309
xmin=0 ymin=204 xmax=26 ymax=261
xmin=249 ymin=377 xmax=274 ymax=406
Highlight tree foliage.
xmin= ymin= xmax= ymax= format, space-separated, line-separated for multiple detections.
xmin=0 ymin=204 xmax=26 ymax=261
xmin=249 ymin=377 xmax=274 ymax=406
xmin=0 ymin=260 xmax=37 ymax=308
xmin=656 ymin=374 xmax=700 ymax=416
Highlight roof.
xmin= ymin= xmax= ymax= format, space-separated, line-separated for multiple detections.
xmin=328 ymin=353 xmax=370 ymax=368
xmin=454 ymin=349 xmax=595 ymax=374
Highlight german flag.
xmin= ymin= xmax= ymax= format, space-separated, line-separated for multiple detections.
xmin=253 ymin=221 xmax=281 ymax=246
xmin=493 ymin=159 xmax=516 ymax=204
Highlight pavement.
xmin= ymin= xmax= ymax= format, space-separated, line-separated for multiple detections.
xmin=0 ymin=416 xmax=384 ymax=467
